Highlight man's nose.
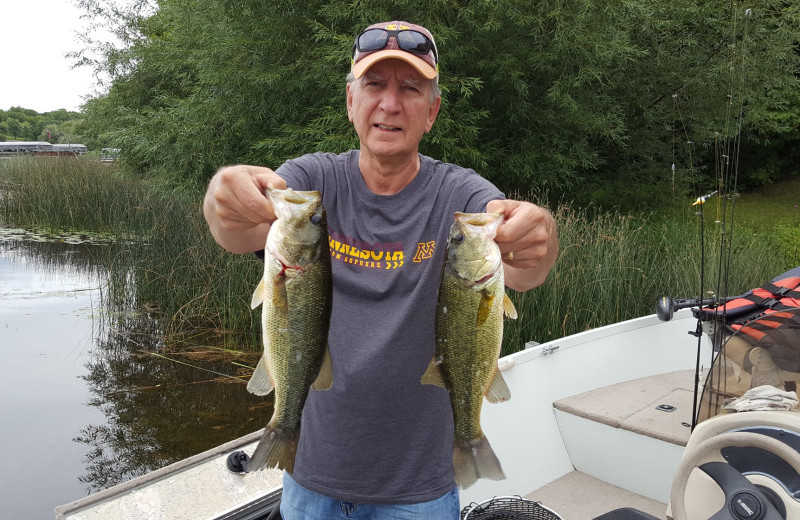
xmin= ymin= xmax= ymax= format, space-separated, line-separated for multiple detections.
xmin=379 ymin=86 xmax=401 ymax=112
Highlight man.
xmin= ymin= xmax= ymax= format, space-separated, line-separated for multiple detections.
xmin=204 ymin=21 xmax=558 ymax=520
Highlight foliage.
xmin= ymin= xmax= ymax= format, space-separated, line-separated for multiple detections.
xmin=0 ymin=107 xmax=85 ymax=143
xmin=73 ymin=0 xmax=800 ymax=200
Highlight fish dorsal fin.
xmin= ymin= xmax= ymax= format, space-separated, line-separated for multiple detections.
xmin=485 ymin=366 xmax=511 ymax=403
xmin=311 ymin=345 xmax=333 ymax=391
xmin=477 ymin=290 xmax=495 ymax=326
xmin=250 ymin=279 xmax=266 ymax=309
xmin=246 ymin=356 xmax=275 ymax=396
xmin=421 ymin=355 xmax=446 ymax=388
xmin=503 ymin=292 xmax=518 ymax=320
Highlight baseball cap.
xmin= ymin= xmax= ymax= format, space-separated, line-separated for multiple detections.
xmin=351 ymin=21 xmax=439 ymax=79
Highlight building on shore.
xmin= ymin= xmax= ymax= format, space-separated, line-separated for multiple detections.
xmin=0 ymin=141 xmax=88 ymax=157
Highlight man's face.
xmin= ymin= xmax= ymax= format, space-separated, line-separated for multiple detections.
xmin=347 ymin=59 xmax=441 ymax=164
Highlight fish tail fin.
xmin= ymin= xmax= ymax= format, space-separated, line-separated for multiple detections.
xmin=249 ymin=425 xmax=299 ymax=473
xmin=453 ymin=435 xmax=505 ymax=489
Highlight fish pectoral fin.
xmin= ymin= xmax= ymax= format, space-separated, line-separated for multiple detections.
xmin=246 ymin=356 xmax=275 ymax=396
xmin=477 ymin=290 xmax=495 ymax=326
xmin=420 ymin=355 xmax=446 ymax=388
xmin=503 ymin=292 xmax=518 ymax=320
xmin=311 ymin=345 xmax=333 ymax=391
xmin=485 ymin=367 xmax=511 ymax=403
xmin=250 ymin=279 xmax=266 ymax=309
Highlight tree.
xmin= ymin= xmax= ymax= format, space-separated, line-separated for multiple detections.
xmin=0 ymin=107 xmax=84 ymax=143
xmin=0 ymin=118 xmax=22 ymax=139
xmin=76 ymin=0 xmax=800 ymax=202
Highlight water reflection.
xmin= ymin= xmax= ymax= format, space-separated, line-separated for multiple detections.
xmin=76 ymin=322 xmax=268 ymax=491
xmin=0 ymin=229 xmax=271 ymax=518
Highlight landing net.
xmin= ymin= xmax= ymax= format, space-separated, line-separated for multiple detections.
xmin=461 ymin=496 xmax=563 ymax=520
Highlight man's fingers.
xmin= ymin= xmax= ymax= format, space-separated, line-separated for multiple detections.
xmin=487 ymin=199 xmax=555 ymax=268
xmin=213 ymin=166 xmax=283 ymax=227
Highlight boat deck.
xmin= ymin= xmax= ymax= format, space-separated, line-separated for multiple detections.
xmin=526 ymin=369 xmax=698 ymax=520
xmin=527 ymin=470 xmax=667 ymax=520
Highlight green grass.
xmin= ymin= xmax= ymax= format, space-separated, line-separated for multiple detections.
xmin=733 ymin=176 xmax=800 ymax=231
xmin=1 ymin=157 xmax=796 ymax=354
xmin=730 ymin=176 xmax=800 ymax=266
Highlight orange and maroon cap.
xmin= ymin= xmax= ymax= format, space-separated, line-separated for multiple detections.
xmin=351 ymin=21 xmax=439 ymax=80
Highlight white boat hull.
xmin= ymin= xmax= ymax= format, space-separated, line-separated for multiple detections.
xmin=461 ymin=309 xmax=707 ymax=507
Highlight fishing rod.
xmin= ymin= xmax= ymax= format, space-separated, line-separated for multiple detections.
xmin=691 ymin=188 xmax=713 ymax=430
xmin=656 ymin=7 xmax=753 ymax=431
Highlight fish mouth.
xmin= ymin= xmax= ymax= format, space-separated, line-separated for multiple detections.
xmin=266 ymin=188 xmax=322 ymax=217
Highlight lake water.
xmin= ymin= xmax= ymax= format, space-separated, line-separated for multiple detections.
xmin=0 ymin=231 xmax=270 ymax=519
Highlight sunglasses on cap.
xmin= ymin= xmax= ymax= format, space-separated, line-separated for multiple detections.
xmin=353 ymin=28 xmax=438 ymax=64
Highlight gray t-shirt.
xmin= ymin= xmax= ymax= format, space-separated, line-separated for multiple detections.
xmin=275 ymin=150 xmax=504 ymax=504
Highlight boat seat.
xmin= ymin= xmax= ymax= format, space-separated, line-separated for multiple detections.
xmin=553 ymin=369 xmax=696 ymax=447
xmin=593 ymin=507 xmax=661 ymax=520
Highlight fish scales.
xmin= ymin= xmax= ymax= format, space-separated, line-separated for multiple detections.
xmin=263 ymin=248 xmax=330 ymax=428
xmin=423 ymin=211 xmax=516 ymax=489
xmin=247 ymin=187 xmax=333 ymax=473
xmin=437 ymin=267 xmax=505 ymax=443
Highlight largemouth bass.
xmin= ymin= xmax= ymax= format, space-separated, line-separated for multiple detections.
xmin=247 ymin=187 xmax=333 ymax=473
xmin=422 ymin=211 xmax=517 ymax=489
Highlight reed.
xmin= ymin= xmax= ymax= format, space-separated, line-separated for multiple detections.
xmin=501 ymin=202 xmax=795 ymax=355
xmin=0 ymin=157 xmax=262 ymax=349
xmin=1 ymin=158 xmax=794 ymax=354
xmin=0 ymin=157 xmax=155 ymax=234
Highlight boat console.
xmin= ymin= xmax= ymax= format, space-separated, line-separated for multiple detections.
xmin=667 ymin=307 xmax=800 ymax=520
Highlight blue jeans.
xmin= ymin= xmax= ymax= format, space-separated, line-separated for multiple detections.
xmin=280 ymin=472 xmax=460 ymax=520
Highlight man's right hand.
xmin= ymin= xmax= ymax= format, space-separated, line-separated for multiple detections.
xmin=203 ymin=165 xmax=287 ymax=254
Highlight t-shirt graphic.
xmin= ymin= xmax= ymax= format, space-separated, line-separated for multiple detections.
xmin=328 ymin=228 xmax=407 ymax=270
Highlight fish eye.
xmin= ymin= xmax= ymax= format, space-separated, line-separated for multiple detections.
xmin=452 ymin=233 xmax=464 ymax=243
xmin=310 ymin=213 xmax=322 ymax=225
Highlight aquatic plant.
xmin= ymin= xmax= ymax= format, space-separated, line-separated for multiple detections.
xmin=501 ymin=201 xmax=796 ymax=355
xmin=0 ymin=157 xmax=261 ymax=348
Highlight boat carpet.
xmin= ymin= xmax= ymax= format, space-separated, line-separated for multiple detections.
xmin=526 ymin=470 xmax=667 ymax=520
xmin=553 ymin=369 xmax=697 ymax=447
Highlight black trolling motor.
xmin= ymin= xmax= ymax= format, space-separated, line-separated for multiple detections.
xmin=655 ymin=294 xmax=741 ymax=322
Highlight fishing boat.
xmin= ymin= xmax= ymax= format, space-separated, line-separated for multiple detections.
xmin=55 ymin=273 xmax=800 ymax=520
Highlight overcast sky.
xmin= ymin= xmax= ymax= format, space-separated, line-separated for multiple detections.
xmin=1 ymin=1 xmax=101 ymax=113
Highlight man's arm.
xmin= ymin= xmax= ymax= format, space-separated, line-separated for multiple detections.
xmin=203 ymin=165 xmax=287 ymax=254
xmin=486 ymin=199 xmax=559 ymax=292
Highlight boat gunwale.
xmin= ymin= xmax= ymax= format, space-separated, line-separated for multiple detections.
xmin=54 ymin=429 xmax=270 ymax=519
xmin=506 ymin=309 xmax=697 ymax=368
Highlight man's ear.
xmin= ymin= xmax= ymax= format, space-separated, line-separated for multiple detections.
xmin=425 ymin=95 xmax=441 ymax=133
xmin=346 ymin=83 xmax=354 ymax=122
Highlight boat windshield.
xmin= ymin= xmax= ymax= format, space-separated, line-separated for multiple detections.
xmin=696 ymin=307 xmax=800 ymax=424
